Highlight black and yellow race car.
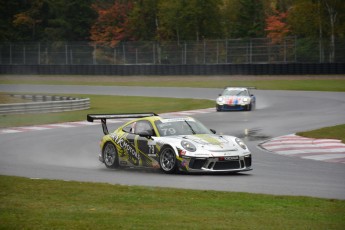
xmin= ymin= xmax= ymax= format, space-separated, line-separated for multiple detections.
xmin=87 ymin=113 xmax=252 ymax=174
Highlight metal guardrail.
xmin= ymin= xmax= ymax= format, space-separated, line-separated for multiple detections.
xmin=0 ymin=94 xmax=90 ymax=114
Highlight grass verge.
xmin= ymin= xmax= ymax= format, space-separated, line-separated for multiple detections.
xmin=297 ymin=124 xmax=345 ymax=143
xmin=0 ymin=93 xmax=30 ymax=104
xmin=0 ymin=94 xmax=214 ymax=128
xmin=1 ymin=75 xmax=345 ymax=91
xmin=1 ymin=175 xmax=345 ymax=229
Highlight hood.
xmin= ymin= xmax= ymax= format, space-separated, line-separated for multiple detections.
xmin=221 ymin=96 xmax=250 ymax=105
xmin=177 ymin=134 xmax=238 ymax=151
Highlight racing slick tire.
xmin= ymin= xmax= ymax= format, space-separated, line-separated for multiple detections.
xmin=102 ymin=142 xmax=119 ymax=168
xmin=159 ymin=146 xmax=178 ymax=174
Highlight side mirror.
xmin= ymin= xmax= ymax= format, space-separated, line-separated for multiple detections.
xmin=210 ymin=129 xmax=216 ymax=134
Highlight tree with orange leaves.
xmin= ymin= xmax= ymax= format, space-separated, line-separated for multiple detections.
xmin=90 ymin=1 xmax=134 ymax=47
xmin=265 ymin=9 xmax=290 ymax=44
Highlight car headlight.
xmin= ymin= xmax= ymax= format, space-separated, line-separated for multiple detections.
xmin=243 ymin=98 xmax=249 ymax=102
xmin=235 ymin=138 xmax=247 ymax=150
xmin=217 ymin=97 xmax=224 ymax=104
xmin=181 ymin=140 xmax=196 ymax=152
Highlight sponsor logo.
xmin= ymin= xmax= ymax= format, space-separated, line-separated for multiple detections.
xmin=224 ymin=156 xmax=239 ymax=161
xmin=111 ymin=133 xmax=141 ymax=161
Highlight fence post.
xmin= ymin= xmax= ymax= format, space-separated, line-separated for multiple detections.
xmin=225 ymin=39 xmax=228 ymax=63
xmin=123 ymin=43 xmax=126 ymax=64
xmin=65 ymin=44 xmax=68 ymax=64
xmin=23 ymin=45 xmax=26 ymax=64
xmin=249 ymin=39 xmax=252 ymax=64
xmin=93 ymin=45 xmax=96 ymax=65
xmin=184 ymin=42 xmax=187 ymax=64
xmin=10 ymin=43 xmax=12 ymax=64
xmin=204 ymin=40 xmax=206 ymax=64
xmin=216 ymin=40 xmax=219 ymax=64
xmin=38 ymin=42 xmax=40 ymax=65
xmin=284 ymin=39 xmax=287 ymax=63
xmin=152 ymin=43 xmax=155 ymax=64
xmin=113 ymin=48 xmax=116 ymax=64
xmin=294 ymin=36 xmax=297 ymax=62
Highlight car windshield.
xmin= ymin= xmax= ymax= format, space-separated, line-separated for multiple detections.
xmin=155 ymin=118 xmax=212 ymax=137
xmin=222 ymin=89 xmax=248 ymax=96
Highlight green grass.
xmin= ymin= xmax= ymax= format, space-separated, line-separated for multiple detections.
xmin=1 ymin=75 xmax=345 ymax=91
xmin=1 ymin=175 xmax=344 ymax=229
xmin=0 ymin=93 xmax=30 ymax=104
xmin=0 ymin=94 xmax=214 ymax=128
xmin=297 ymin=124 xmax=345 ymax=143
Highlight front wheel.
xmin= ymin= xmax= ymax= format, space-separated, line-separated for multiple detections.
xmin=102 ymin=142 xmax=119 ymax=168
xmin=159 ymin=147 xmax=177 ymax=174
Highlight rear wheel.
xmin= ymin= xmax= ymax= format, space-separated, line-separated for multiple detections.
xmin=159 ymin=147 xmax=177 ymax=174
xmin=102 ymin=142 xmax=119 ymax=168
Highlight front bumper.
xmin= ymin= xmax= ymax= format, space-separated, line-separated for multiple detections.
xmin=180 ymin=154 xmax=252 ymax=172
xmin=217 ymin=104 xmax=248 ymax=111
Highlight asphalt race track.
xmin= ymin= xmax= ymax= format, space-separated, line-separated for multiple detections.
xmin=1 ymin=84 xmax=345 ymax=200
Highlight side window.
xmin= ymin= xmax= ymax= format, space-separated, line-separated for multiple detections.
xmin=134 ymin=120 xmax=155 ymax=136
xmin=122 ymin=120 xmax=155 ymax=136
xmin=122 ymin=122 xmax=136 ymax=133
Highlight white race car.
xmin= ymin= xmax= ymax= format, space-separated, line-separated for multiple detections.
xmin=87 ymin=113 xmax=252 ymax=174
xmin=216 ymin=87 xmax=256 ymax=111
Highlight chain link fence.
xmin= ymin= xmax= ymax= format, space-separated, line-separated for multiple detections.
xmin=1 ymin=37 xmax=344 ymax=65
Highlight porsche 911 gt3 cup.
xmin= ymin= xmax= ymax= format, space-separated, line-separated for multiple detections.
xmin=216 ymin=87 xmax=256 ymax=111
xmin=87 ymin=113 xmax=252 ymax=174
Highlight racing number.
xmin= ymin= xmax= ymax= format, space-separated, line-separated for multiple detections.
xmin=148 ymin=145 xmax=155 ymax=155
xmin=160 ymin=128 xmax=176 ymax=136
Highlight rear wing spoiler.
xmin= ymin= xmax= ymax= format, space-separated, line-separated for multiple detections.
xmin=224 ymin=86 xmax=256 ymax=89
xmin=87 ymin=113 xmax=158 ymax=135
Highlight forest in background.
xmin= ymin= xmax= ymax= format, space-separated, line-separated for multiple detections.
xmin=0 ymin=0 xmax=344 ymax=64
xmin=1 ymin=0 xmax=344 ymax=43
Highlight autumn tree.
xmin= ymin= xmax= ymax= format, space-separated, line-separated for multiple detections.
xmin=90 ymin=0 xmax=134 ymax=47
xmin=265 ymin=9 xmax=290 ymax=43
xmin=12 ymin=0 xmax=49 ymax=41
xmin=5 ymin=0 xmax=96 ymax=41
xmin=0 ymin=0 xmax=29 ymax=41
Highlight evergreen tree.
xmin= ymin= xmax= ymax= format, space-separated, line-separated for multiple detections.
xmin=232 ymin=0 xmax=266 ymax=38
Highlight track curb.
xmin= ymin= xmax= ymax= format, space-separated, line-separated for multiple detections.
xmin=260 ymin=134 xmax=345 ymax=164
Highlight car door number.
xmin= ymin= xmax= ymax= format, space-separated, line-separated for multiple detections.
xmin=148 ymin=145 xmax=155 ymax=157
